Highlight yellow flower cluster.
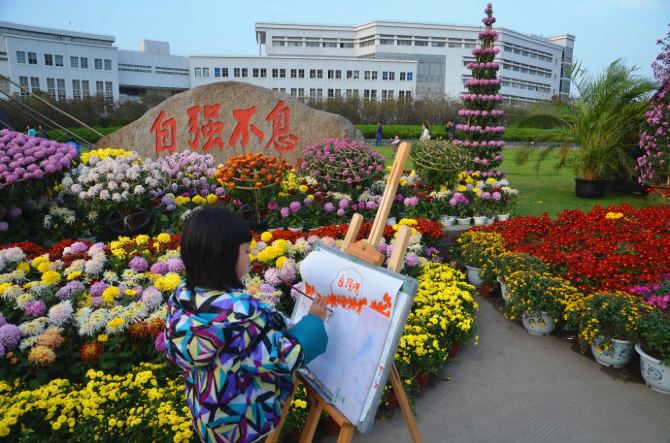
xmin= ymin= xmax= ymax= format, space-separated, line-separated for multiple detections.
xmin=0 ymin=363 xmax=193 ymax=442
xmin=457 ymin=231 xmax=506 ymax=279
xmin=80 ymin=148 xmax=133 ymax=164
xmin=505 ymin=271 xmax=582 ymax=321
xmin=605 ymin=211 xmax=624 ymax=220
xmin=154 ymin=272 xmax=182 ymax=293
xmin=256 ymin=239 xmax=289 ymax=264
xmin=395 ymin=263 xmax=478 ymax=374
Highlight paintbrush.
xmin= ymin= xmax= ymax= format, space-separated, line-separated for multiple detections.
xmin=279 ymin=278 xmax=334 ymax=313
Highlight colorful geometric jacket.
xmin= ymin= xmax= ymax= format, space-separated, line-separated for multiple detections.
xmin=164 ymin=283 xmax=326 ymax=443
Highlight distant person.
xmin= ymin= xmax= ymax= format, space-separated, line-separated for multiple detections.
xmin=391 ymin=134 xmax=401 ymax=154
xmin=26 ymin=125 xmax=37 ymax=137
xmin=375 ymin=122 xmax=383 ymax=146
xmin=446 ymin=120 xmax=455 ymax=140
xmin=419 ymin=123 xmax=431 ymax=142
xmin=38 ymin=124 xmax=48 ymax=139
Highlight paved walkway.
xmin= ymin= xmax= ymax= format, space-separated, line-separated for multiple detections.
xmin=316 ymin=297 xmax=670 ymax=443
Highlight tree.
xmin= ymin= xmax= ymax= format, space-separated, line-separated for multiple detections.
xmin=453 ymin=3 xmax=505 ymax=174
xmin=637 ymin=24 xmax=670 ymax=188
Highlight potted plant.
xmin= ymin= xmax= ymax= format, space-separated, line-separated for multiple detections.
xmin=564 ymin=292 xmax=648 ymax=368
xmin=450 ymin=192 xmax=473 ymax=225
xmin=635 ymin=309 xmax=670 ymax=394
xmin=517 ymin=60 xmax=656 ymax=199
xmin=637 ymin=26 xmax=670 ymax=194
xmin=456 ymin=231 xmax=506 ymax=286
xmin=488 ymin=252 xmax=549 ymax=304
xmin=505 ymin=270 xmax=581 ymax=335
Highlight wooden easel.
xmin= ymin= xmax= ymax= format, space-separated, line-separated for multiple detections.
xmin=267 ymin=143 xmax=422 ymax=443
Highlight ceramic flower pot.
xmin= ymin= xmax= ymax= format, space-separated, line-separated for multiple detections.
xmin=387 ymin=216 xmax=397 ymax=226
xmin=575 ymin=178 xmax=609 ymax=199
xmin=288 ymin=226 xmax=304 ymax=232
xmin=472 ymin=215 xmax=488 ymax=226
xmin=635 ymin=344 xmax=670 ymax=394
xmin=591 ymin=336 xmax=634 ymax=368
xmin=415 ymin=372 xmax=430 ymax=388
xmin=496 ymin=213 xmax=510 ymax=221
xmin=497 ymin=277 xmax=509 ymax=304
xmin=440 ymin=215 xmax=456 ymax=227
xmin=456 ymin=217 xmax=471 ymax=226
xmin=465 ymin=265 xmax=483 ymax=286
xmin=522 ymin=311 xmax=556 ymax=336
xmin=485 ymin=217 xmax=495 ymax=225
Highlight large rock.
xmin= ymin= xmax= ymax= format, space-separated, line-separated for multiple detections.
xmin=97 ymin=81 xmax=362 ymax=165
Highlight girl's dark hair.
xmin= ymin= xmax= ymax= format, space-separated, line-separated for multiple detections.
xmin=180 ymin=207 xmax=252 ymax=291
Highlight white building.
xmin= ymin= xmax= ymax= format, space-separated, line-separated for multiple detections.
xmin=0 ymin=22 xmax=119 ymax=102
xmin=0 ymin=20 xmax=574 ymax=105
xmin=254 ymin=21 xmax=575 ymax=102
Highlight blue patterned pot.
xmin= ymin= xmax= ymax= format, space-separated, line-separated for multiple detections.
xmin=636 ymin=344 xmax=670 ymax=394
xmin=591 ymin=336 xmax=634 ymax=368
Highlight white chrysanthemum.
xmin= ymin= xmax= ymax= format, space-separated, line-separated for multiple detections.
xmin=19 ymin=317 xmax=48 ymax=336
xmin=0 ymin=248 xmax=26 ymax=272
xmin=75 ymin=307 xmax=92 ymax=325
xmin=48 ymin=300 xmax=74 ymax=326
xmin=0 ymin=284 xmax=24 ymax=301
xmin=148 ymin=304 xmax=168 ymax=320
xmin=43 ymin=215 xmax=53 ymax=229
xmin=19 ymin=336 xmax=38 ymax=351
xmin=0 ymin=269 xmax=26 ymax=284
xmin=103 ymin=271 xmax=119 ymax=283
xmin=16 ymin=292 xmax=35 ymax=308
xmin=65 ymin=259 xmax=85 ymax=275
xmin=78 ymin=309 xmax=111 ymax=336
xmin=121 ymin=301 xmax=149 ymax=323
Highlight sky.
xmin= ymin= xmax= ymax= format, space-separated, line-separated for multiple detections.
xmin=1 ymin=0 xmax=668 ymax=81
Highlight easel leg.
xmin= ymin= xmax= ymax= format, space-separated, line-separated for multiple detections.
xmin=390 ymin=364 xmax=423 ymax=443
xmin=298 ymin=392 xmax=325 ymax=443
xmin=337 ymin=423 xmax=355 ymax=443
xmin=265 ymin=383 xmax=297 ymax=443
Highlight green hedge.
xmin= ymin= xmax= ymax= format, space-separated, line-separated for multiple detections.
xmin=47 ymin=126 xmax=122 ymax=144
xmin=354 ymin=124 xmax=564 ymax=142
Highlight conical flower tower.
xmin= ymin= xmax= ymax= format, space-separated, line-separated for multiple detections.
xmin=453 ymin=3 xmax=505 ymax=178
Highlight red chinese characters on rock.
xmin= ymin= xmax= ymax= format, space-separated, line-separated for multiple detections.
xmin=149 ymin=100 xmax=300 ymax=154
xmin=150 ymin=111 xmax=177 ymax=154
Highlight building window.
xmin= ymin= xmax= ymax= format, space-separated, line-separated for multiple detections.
xmin=96 ymin=80 xmax=104 ymax=96
xmin=47 ymin=78 xmax=56 ymax=99
xmin=371 ymin=71 xmax=378 ymax=80
xmin=291 ymin=69 xmax=297 ymax=78
xmin=397 ymin=37 xmax=412 ymax=46
xmin=335 ymin=89 xmax=341 ymax=97
xmin=241 ymin=68 xmax=248 ymax=77
xmin=364 ymin=71 xmax=370 ymax=80
xmin=400 ymin=72 xmax=406 ymax=81
xmin=30 ymin=77 xmax=40 ymax=92
xmin=19 ymin=76 xmax=29 ymax=96
xmin=322 ymin=39 xmax=337 ymax=48
xmin=233 ymin=68 xmax=240 ymax=77
xmin=105 ymin=81 xmax=113 ymax=103
xmin=280 ymin=88 xmax=286 ymax=93
xmin=328 ymin=88 xmax=334 ymax=98
xmin=82 ymin=80 xmax=90 ymax=97
xmin=279 ymin=68 xmax=286 ymax=78
xmin=370 ymin=90 xmax=377 ymax=100
xmin=290 ymin=88 xmax=297 ymax=97
xmin=44 ymin=54 xmax=53 ymax=66
xmin=253 ymin=68 xmax=259 ymax=78
xmin=346 ymin=89 xmax=353 ymax=98
xmin=389 ymin=72 xmax=395 ymax=81
xmin=380 ymin=35 xmax=394 ymax=45
xmin=353 ymin=89 xmax=359 ymax=98
xmin=202 ymin=68 xmax=209 ymax=77
xmin=317 ymin=88 xmax=323 ymax=98
xmin=298 ymin=69 xmax=304 ymax=78
xmin=80 ymin=57 xmax=88 ymax=69
xmin=194 ymin=68 xmax=202 ymax=77
xmin=382 ymin=90 xmax=388 ymax=101
xmin=72 ymin=79 xmax=81 ymax=99
xmin=335 ymin=70 xmax=341 ymax=79
xmin=328 ymin=70 xmax=334 ymax=79
xmin=215 ymin=67 xmax=221 ymax=77
xmin=363 ymin=89 xmax=370 ymax=100
xmin=407 ymin=72 xmax=413 ymax=81
xmin=310 ymin=69 xmax=317 ymax=79
xmin=317 ymin=70 xmax=323 ymax=79
xmin=70 ymin=56 xmax=78 ymax=68
xmin=16 ymin=51 xmax=26 ymax=64
xmin=405 ymin=90 xmax=412 ymax=99
xmin=398 ymin=90 xmax=405 ymax=99
xmin=57 ymin=78 xmax=66 ymax=100
xmin=54 ymin=55 xmax=63 ymax=67
xmin=104 ymin=59 xmax=112 ymax=71
xmin=94 ymin=58 xmax=103 ymax=70
xmin=272 ymin=68 xmax=279 ymax=78
xmin=382 ymin=71 xmax=388 ymax=80
xmin=222 ymin=68 xmax=229 ymax=77
xmin=260 ymin=68 xmax=267 ymax=78
xmin=310 ymin=88 xmax=316 ymax=98
xmin=298 ymin=88 xmax=305 ymax=99
xmin=347 ymin=70 xmax=353 ymax=79
xmin=28 ymin=52 xmax=37 ymax=65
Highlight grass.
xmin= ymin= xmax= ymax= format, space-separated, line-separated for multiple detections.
xmin=355 ymin=124 xmax=561 ymax=142
xmin=374 ymin=144 xmax=653 ymax=218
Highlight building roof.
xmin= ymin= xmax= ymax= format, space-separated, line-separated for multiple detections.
xmin=0 ymin=21 xmax=115 ymax=43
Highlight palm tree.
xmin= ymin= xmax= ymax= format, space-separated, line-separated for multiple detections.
xmin=517 ymin=60 xmax=656 ymax=190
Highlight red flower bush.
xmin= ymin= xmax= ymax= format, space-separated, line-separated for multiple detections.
xmin=0 ymin=241 xmax=47 ymax=259
xmin=478 ymin=205 xmax=670 ymax=292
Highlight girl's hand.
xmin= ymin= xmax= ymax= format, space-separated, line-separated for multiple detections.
xmin=308 ymin=296 xmax=328 ymax=321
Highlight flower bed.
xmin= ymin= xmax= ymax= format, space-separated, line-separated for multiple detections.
xmin=477 ymin=205 xmax=670 ymax=292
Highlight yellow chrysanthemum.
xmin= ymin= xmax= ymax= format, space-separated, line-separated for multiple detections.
xmin=206 ymin=194 xmax=218 ymax=204
xmin=102 ymin=287 xmax=120 ymax=304
xmin=276 ymin=256 xmax=287 ymax=269
xmin=192 ymin=195 xmax=207 ymax=205
xmin=41 ymin=271 xmax=61 ymax=285
xmin=175 ymin=196 xmax=190 ymax=206
xmin=260 ymin=232 xmax=273 ymax=243
xmin=156 ymin=233 xmax=171 ymax=244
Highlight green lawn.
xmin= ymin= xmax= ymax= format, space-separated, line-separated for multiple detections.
xmin=375 ymin=145 xmax=653 ymax=218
